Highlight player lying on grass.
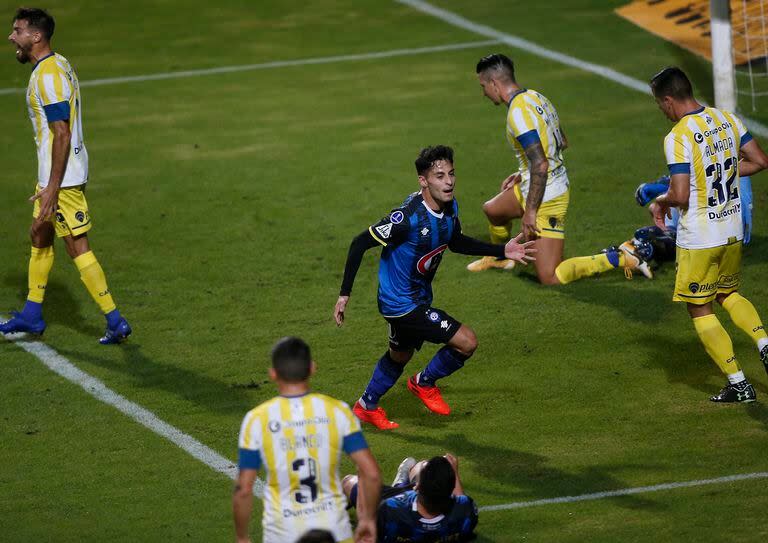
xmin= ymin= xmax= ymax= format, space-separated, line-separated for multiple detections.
xmin=342 ymin=454 xmax=478 ymax=543
xmin=334 ymin=145 xmax=536 ymax=430
xmin=468 ymin=53 xmax=647 ymax=283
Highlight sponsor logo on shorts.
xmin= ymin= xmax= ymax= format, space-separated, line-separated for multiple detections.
xmin=440 ymin=320 xmax=451 ymax=330
xmin=688 ymin=281 xmax=717 ymax=294
xmin=390 ymin=210 xmax=404 ymax=224
xmin=548 ymin=217 xmax=558 ymax=228
xmin=427 ymin=311 xmax=440 ymax=322
xmin=55 ymin=212 xmax=65 ymax=223
xmin=268 ymin=420 xmax=281 ymax=433
xmin=75 ymin=210 xmax=85 ymax=223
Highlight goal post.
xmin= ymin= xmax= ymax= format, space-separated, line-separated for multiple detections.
xmin=711 ymin=0 xmax=737 ymax=111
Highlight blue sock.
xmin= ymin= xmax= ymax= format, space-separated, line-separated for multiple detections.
xmin=20 ymin=300 xmax=43 ymax=321
xmin=361 ymin=353 xmax=404 ymax=409
xmin=418 ymin=347 xmax=470 ymax=386
xmin=605 ymin=249 xmax=620 ymax=268
xmin=105 ymin=309 xmax=122 ymax=329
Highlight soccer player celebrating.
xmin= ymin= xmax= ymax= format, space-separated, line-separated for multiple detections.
xmin=233 ymin=337 xmax=381 ymax=543
xmin=333 ymin=145 xmax=535 ymax=430
xmin=468 ymin=53 xmax=648 ymax=283
xmin=2 ymin=8 xmax=130 ymax=343
xmin=650 ymin=67 xmax=768 ymax=402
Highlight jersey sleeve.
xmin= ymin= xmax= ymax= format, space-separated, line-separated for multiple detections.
xmin=368 ymin=209 xmax=410 ymax=247
xmin=237 ymin=410 xmax=263 ymax=470
xmin=336 ymin=402 xmax=369 ymax=454
xmin=733 ymin=115 xmax=753 ymax=147
xmin=36 ymin=65 xmax=72 ymax=122
xmin=508 ymin=101 xmax=541 ymax=148
xmin=663 ymin=131 xmax=691 ymax=175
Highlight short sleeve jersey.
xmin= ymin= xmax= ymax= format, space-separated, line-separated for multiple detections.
xmin=506 ymin=88 xmax=569 ymax=203
xmin=377 ymin=490 xmax=479 ymax=542
xmin=238 ymin=393 xmax=368 ymax=543
xmin=663 ymin=106 xmax=751 ymax=249
xmin=26 ymin=53 xmax=88 ymax=188
xmin=367 ymin=193 xmax=460 ymax=317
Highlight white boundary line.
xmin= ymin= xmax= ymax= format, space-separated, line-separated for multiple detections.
xmin=5 ymin=334 xmax=768 ymax=512
xmin=394 ymin=0 xmax=768 ymax=138
xmin=0 ymin=40 xmax=500 ymax=96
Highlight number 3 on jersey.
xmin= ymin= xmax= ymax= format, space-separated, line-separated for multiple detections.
xmin=706 ymin=157 xmax=738 ymax=208
xmin=292 ymin=458 xmax=318 ymax=504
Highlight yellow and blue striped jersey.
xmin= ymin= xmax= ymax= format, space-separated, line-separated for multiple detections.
xmin=238 ymin=393 xmax=367 ymax=543
xmin=663 ymin=106 xmax=751 ymax=249
xmin=506 ymin=88 xmax=569 ymax=203
xmin=26 ymin=53 xmax=88 ymax=188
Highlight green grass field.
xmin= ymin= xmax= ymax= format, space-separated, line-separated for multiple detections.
xmin=2 ymin=1 xmax=767 ymax=541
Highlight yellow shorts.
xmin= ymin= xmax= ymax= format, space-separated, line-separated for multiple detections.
xmin=32 ymin=183 xmax=92 ymax=238
xmin=673 ymin=241 xmax=741 ymax=304
xmin=514 ymin=185 xmax=569 ymax=239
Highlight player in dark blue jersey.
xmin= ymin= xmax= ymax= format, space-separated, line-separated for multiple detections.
xmin=343 ymin=453 xmax=478 ymax=543
xmin=334 ymin=145 xmax=535 ymax=429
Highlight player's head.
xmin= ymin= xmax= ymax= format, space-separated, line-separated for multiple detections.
xmin=650 ymin=67 xmax=694 ymax=122
xmin=9 ymin=7 xmax=54 ymax=64
xmin=416 ymin=145 xmax=455 ymax=208
xmin=476 ymin=53 xmax=516 ymax=105
xmin=416 ymin=456 xmax=456 ymax=515
xmin=270 ymin=336 xmax=314 ymax=383
xmin=296 ymin=529 xmax=335 ymax=543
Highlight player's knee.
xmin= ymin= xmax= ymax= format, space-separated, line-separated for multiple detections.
xmin=454 ymin=328 xmax=478 ymax=356
xmin=715 ymin=292 xmax=733 ymax=306
xmin=389 ymin=349 xmax=413 ymax=364
xmin=482 ymin=202 xmax=507 ymax=226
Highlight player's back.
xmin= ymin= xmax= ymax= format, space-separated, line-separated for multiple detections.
xmin=665 ymin=106 xmax=748 ymax=249
xmin=377 ymin=490 xmax=478 ymax=542
xmin=505 ymin=88 xmax=568 ymax=202
xmin=371 ymin=193 xmax=459 ymax=317
xmin=240 ymin=393 xmax=358 ymax=543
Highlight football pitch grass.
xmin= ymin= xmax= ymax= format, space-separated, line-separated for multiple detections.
xmin=1 ymin=1 xmax=767 ymax=541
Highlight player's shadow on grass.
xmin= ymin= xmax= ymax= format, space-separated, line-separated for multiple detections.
xmin=56 ymin=343 xmax=264 ymax=416
xmin=556 ymin=279 xmax=674 ymax=324
xmin=742 ymin=233 xmax=768 ymax=265
xmin=385 ymin=431 xmax=662 ymax=512
xmin=1 ymin=273 xmax=102 ymax=338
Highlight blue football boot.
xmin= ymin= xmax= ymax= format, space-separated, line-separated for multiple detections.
xmin=0 ymin=311 xmax=47 ymax=336
xmin=99 ymin=317 xmax=132 ymax=345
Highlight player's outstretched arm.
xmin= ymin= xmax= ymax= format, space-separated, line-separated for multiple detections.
xmin=335 ymin=230 xmax=381 ymax=327
xmin=349 ymin=448 xmax=382 ymax=543
xmin=232 ymin=469 xmax=257 ymax=543
xmin=503 ymin=233 xmax=537 ymax=265
xmin=739 ymin=139 xmax=768 ymax=177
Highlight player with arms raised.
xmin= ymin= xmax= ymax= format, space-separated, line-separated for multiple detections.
xmin=334 ymin=146 xmax=535 ymax=429
xmin=650 ymin=67 xmax=768 ymax=402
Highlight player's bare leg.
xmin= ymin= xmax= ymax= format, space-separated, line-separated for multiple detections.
xmin=409 ymin=325 xmax=478 ymax=415
xmin=532 ymin=237 xmax=564 ymax=285
xmin=467 ymin=189 xmax=522 ymax=272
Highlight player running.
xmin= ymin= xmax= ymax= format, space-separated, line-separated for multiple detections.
xmin=468 ymin=53 xmax=647 ymax=284
xmin=333 ymin=145 xmax=535 ymax=430
xmin=2 ymin=8 xmax=130 ymax=343
xmin=650 ymin=67 xmax=768 ymax=403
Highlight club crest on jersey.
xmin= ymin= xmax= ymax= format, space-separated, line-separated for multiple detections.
xmin=417 ymin=244 xmax=448 ymax=275
xmin=390 ymin=210 xmax=404 ymax=224
xmin=375 ymin=223 xmax=393 ymax=239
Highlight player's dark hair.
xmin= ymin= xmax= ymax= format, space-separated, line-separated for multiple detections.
xmin=417 ymin=456 xmax=456 ymax=515
xmin=271 ymin=337 xmax=312 ymax=382
xmin=13 ymin=7 xmax=55 ymax=40
xmin=650 ymin=67 xmax=693 ymax=100
xmin=476 ymin=53 xmax=516 ymax=82
xmin=296 ymin=529 xmax=336 ymax=543
xmin=415 ymin=145 xmax=454 ymax=176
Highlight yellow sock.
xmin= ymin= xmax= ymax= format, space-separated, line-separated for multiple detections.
xmin=489 ymin=224 xmax=511 ymax=245
xmin=692 ymin=314 xmax=740 ymax=376
xmin=721 ymin=293 xmax=768 ymax=345
xmin=73 ymin=251 xmax=116 ymax=314
xmin=27 ymin=246 xmax=55 ymax=303
xmin=554 ymin=253 xmax=615 ymax=285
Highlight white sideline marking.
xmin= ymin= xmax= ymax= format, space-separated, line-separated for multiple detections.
xmin=9 ymin=336 xmax=265 ymax=496
xmin=5 ymin=333 xmax=768 ymax=510
xmin=394 ymin=0 xmax=768 ymax=138
xmin=0 ymin=40 xmax=500 ymax=96
xmin=478 ymin=471 xmax=768 ymax=512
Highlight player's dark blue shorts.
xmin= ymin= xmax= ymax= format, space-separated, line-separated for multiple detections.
xmin=385 ymin=305 xmax=461 ymax=351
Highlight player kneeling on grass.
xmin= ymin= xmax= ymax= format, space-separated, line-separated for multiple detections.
xmin=342 ymin=454 xmax=478 ymax=543
xmin=233 ymin=337 xmax=381 ymax=543
xmin=334 ymin=145 xmax=536 ymax=430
